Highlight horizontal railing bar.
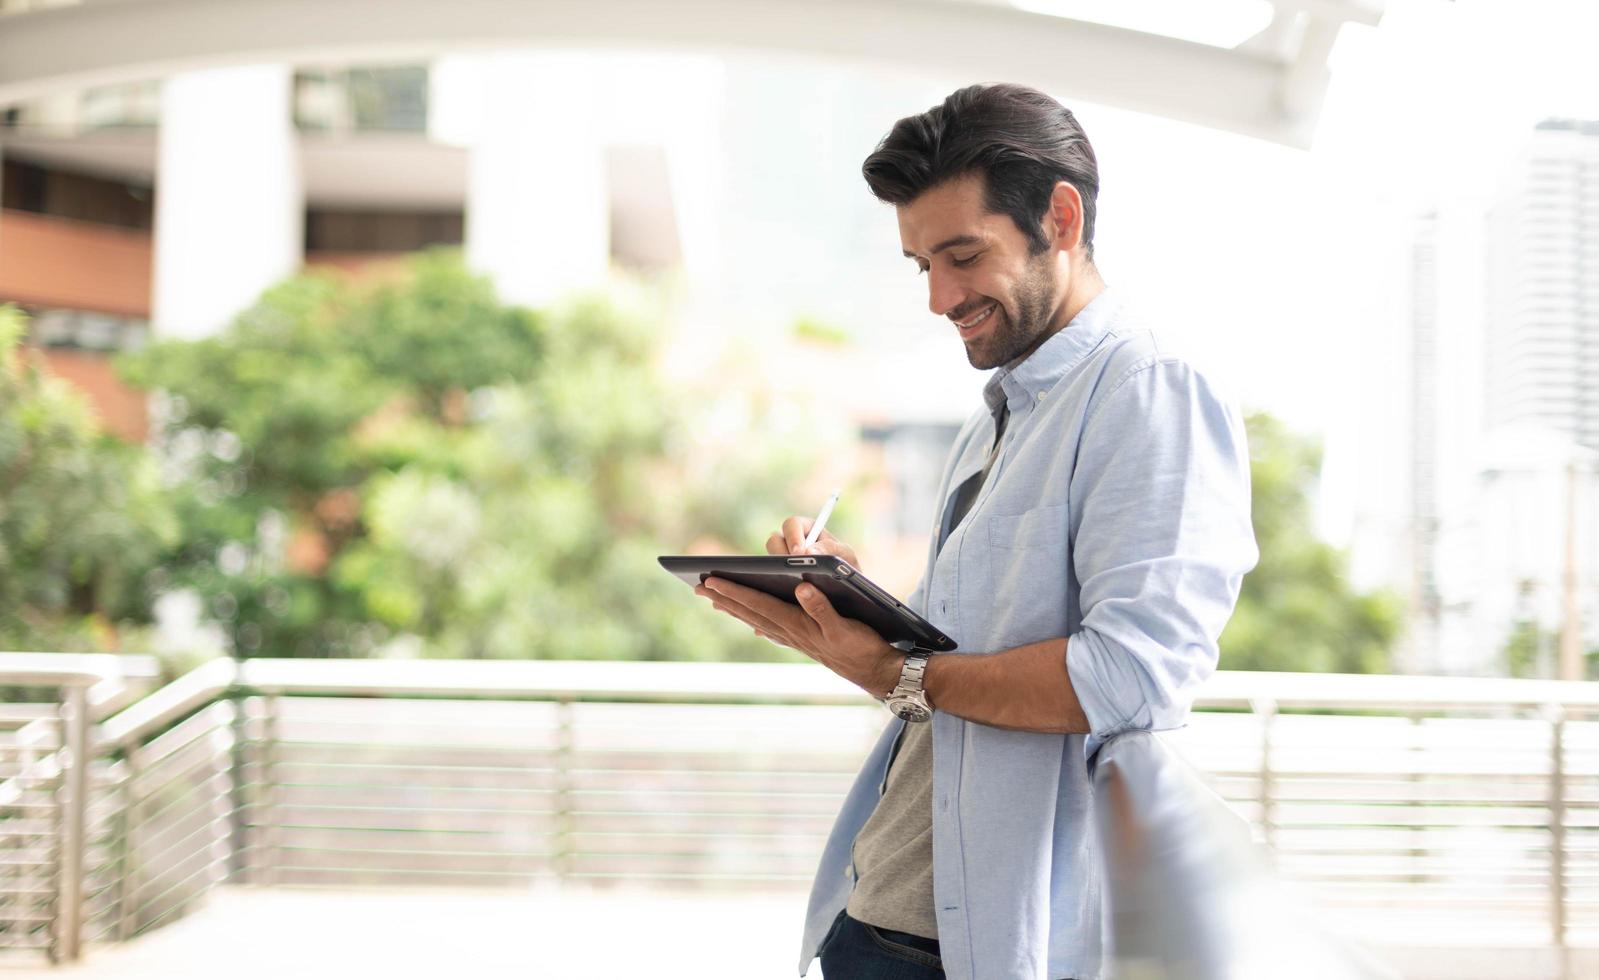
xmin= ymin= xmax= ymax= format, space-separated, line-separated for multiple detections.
xmin=273 ymin=780 xmax=558 ymax=793
xmin=264 ymin=822 xmax=537 ymax=835
xmin=133 ymin=809 xmax=231 ymax=868
xmin=238 ymin=659 xmax=863 ymax=703
xmin=130 ymin=851 xmax=230 ymax=917
xmin=134 ymin=871 xmax=229 ymax=938
xmin=262 ymin=802 xmax=553 ymax=817
xmin=277 ymin=844 xmax=556 ymax=859
xmin=0 ymin=706 xmax=59 ymax=723
xmin=0 ymin=653 xmax=151 ymax=688
xmin=134 ymin=782 xmax=231 ymax=839
xmin=96 ymin=657 xmax=236 ymax=753
xmin=0 ymin=798 xmax=61 ymax=811
xmin=131 ymin=702 xmax=234 ymax=771
xmin=256 ymin=803 xmax=840 ymax=823
xmin=252 ymin=759 xmax=555 ymax=774
xmin=130 ymin=755 xmax=231 ymax=815
xmin=218 ymin=658 xmax=1599 ymax=711
xmin=565 ymin=870 xmax=814 ymax=880
xmin=262 ymin=740 xmax=559 ymax=756
xmin=0 ymin=857 xmax=58 ymax=871
xmin=86 ymin=920 xmax=118 ymax=946
xmin=274 ymin=864 xmax=537 ymax=877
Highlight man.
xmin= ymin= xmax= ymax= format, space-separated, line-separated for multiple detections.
xmin=695 ymin=83 xmax=1258 ymax=980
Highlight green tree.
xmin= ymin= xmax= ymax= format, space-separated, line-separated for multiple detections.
xmin=1218 ymin=412 xmax=1403 ymax=673
xmin=120 ymin=251 xmax=819 ymax=662
xmin=0 ymin=306 xmax=177 ymax=655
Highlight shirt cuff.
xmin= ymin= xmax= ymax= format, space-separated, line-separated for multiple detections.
xmin=1065 ymin=628 xmax=1157 ymax=740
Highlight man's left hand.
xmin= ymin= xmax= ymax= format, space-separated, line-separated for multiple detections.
xmin=695 ymin=577 xmax=904 ymax=698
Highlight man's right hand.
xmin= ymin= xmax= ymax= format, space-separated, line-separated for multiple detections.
xmin=766 ymin=516 xmax=863 ymax=571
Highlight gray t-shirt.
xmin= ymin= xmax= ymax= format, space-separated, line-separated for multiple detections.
xmin=844 ymin=718 xmax=937 ymax=938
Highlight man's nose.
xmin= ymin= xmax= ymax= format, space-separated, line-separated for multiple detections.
xmin=927 ymin=267 xmax=965 ymax=318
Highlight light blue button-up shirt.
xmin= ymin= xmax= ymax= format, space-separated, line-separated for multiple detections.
xmin=797 ymin=288 xmax=1259 ymax=980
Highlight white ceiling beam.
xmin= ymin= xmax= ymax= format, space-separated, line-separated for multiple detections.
xmin=0 ymin=0 xmax=1382 ymax=147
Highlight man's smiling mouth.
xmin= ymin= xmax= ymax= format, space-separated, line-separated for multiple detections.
xmin=955 ymin=303 xmax=997 ymax=333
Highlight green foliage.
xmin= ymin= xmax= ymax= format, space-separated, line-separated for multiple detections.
xmin=120 ymin=251 xmax=819 ymax=662
xmin=0 ymin=305 xmax=178 ymax=654
xmin=790 ymin=314 xmax=852 ymax=346
xmin=1502 ymin=619 xmax=1551 ymax=679
xmin=1501 ymin=620 xmax=1599 ymax=680
xmin=1218 ymin=412 xmax=1404 ymax=673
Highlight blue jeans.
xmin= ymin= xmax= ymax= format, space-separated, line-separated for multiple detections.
xmin=816 ymin=909 xmax=1082 ymax=979
xmin=818 ymin=910 xmax=945 ymax=979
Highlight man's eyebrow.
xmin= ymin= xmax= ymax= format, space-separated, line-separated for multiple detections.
xmin=902 ymin=234 xmax=984 ymax=259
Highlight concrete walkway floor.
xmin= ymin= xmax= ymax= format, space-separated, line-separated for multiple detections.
xmin=0 ymin=883 xmax=812 ymax=979
xmin=2 ymin=884 xmax=1594 ymax=979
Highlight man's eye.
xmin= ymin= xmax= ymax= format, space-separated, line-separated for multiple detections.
xmin=916 ymin=265 xmax=929 ymax=275
xmin=952 ymin=254 xmax=979 ymax=268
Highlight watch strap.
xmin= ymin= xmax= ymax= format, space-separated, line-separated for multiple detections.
xmin=891 ymin=652 xmax=931 ymax=702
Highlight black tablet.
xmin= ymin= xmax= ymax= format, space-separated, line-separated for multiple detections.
xmin=658 ymin=554 xmax=957 ymax=653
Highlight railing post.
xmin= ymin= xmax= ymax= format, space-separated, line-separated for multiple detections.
xmin=1407 ymin=711 xmax=1425 ymax=885
xmin=55 ymin=683 xmax=89 ymax=962
xmin=227 ymin=695 xmax=251 ymax=885
xmin=1546 ymin=703 xmax=1569 ymax=980
xmin=1251 ymin=696 xmax=1277 ymax=855
xmin=114 ymin=752 xmax=141 ymax=941
xmin=260 ymin=694 xmax=280 ymax=887
xmin=553 ymin=698 xmax=574 ymax=880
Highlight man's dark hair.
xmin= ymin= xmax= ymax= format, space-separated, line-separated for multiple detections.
xmin=862 ymin=83 xmax=1099 ymax=261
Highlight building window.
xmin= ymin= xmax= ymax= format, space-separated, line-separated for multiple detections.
xmin=304 ymin=208 xmax=464 ymax=253
xmin=295 ymin=66 xmax=428 ymax=134
xmin=0 ymin=158 xmax=154 ymax=230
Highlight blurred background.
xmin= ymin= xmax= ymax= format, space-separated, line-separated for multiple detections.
xmin=3 ymin=0 xmax=1599 ymax=978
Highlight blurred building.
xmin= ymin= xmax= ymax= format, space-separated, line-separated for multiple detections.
xmin=1477 ymin=119 xmax=1599 ymax=675
xmin=1485 ymin=120 xmax=1599 ymax=446
xmin=1403 ymin=211 xmax=1444 ymax=672
xmin=0 ymin=57 xmax=969 ymax=594
xmin=1396 ymin=119 xmax=1599 ymax=676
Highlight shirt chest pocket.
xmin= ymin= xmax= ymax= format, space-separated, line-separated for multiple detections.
xmin=976 ymin=502 xmax=1071 ymax=644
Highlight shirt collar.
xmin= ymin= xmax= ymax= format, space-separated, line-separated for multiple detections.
xmin=982 ymin=286 xmax=1125 ymax=416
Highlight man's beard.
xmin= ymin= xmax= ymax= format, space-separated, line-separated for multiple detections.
xmin=963 ymin=253 xmax=1059 ymax=370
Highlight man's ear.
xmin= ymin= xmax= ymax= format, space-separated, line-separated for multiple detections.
xmin=1046 ymin=180 xmax=1084 ymax=253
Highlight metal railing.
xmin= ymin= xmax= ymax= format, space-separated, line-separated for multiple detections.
xmin=4 ymin=654 xmax=1599 ymax=975
xmin=0 ymin=654 xmax=163 ymax=962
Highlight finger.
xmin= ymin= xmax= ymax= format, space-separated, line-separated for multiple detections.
xmin=753 ymin=629 xmax=795 ymax=650
xmin=720 ymin=601 xmax=790 ymax=641
xmin=706 ymin=577 xmax=809 ymax=627
xmin=765 ymin=532 xmax=787 ymax=556
xmin=703 ymin=580 xmax=795 ymax=637
xmin=781 ymin=516 xmax=814 ymax=554
xmin=704 ymin=590 xmax=786 ymax=638
xmin=794 ymin=583 xmax=841 ymax=636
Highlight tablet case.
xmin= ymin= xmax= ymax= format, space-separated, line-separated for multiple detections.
xmin=658 ymin=554 xmax=957 ymax=653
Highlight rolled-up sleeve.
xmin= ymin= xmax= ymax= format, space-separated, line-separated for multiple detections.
xmin=1065 ymin=356 xmax=1258 ymax=753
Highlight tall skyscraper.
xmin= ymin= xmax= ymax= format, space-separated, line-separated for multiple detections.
xmin=1405 ymin=211 xmax=1442 ymax=673
xmin=1486 ymin=119 xmax=1599 ymax=446
xmin=1477 ymin=119 xmax=1599 ymax=677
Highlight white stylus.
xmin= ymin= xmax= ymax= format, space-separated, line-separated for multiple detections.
xmin=800 ymin=488 xmax=842 ymax=551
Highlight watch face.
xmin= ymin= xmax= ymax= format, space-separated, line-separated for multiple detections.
xmin=890 ymin=699 xmax=932 ymax=723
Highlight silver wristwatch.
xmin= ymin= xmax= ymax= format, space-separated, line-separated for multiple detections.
xmin=885 ymin=653 xmax=933 ymax=723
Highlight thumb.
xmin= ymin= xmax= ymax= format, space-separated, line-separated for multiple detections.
xmin=795 ymin=584 xmax=838 ymax=629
